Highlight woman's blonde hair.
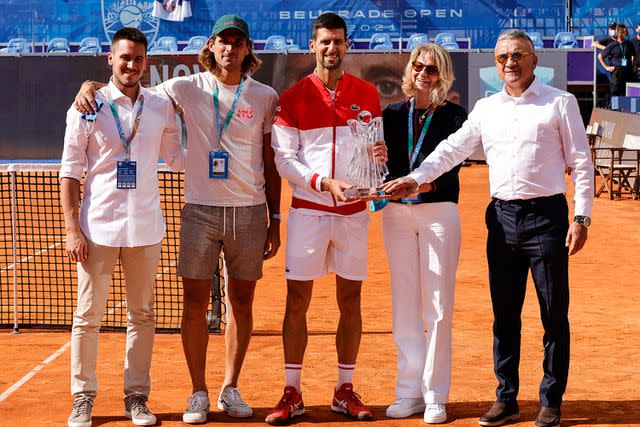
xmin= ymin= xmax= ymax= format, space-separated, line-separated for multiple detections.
xmin=401 ymin=43 xmax=455 ymax=107
xmin=198 ymin=35 xmax=262 ymax=76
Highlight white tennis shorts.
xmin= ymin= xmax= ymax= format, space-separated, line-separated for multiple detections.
xmin=285 ymin=210 xmax=369 ymax=281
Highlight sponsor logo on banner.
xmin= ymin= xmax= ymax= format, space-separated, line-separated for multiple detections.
xmin=102 ymin=0 xmax=160 ymax=45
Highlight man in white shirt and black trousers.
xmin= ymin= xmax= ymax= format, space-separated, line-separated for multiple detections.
xmin=61 ymin=27 xmax=185 ymax=427
xmin=381 ymin=29 xmax=594 ymax=427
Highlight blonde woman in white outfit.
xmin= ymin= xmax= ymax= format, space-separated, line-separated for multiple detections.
xmin=380 ymin=44 xmax=467 ymax=424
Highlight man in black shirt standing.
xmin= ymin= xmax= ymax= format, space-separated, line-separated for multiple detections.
xmin=598 ymin=23 xmax=636 ymax=96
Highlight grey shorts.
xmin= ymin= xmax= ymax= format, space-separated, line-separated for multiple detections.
xmin=177 ymin=203 xmax=268 ymax=281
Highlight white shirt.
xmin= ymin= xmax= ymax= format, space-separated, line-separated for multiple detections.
xmin=60 ymin=81 xmax=186 ymax=247
xmin=408 ymin=78 xmax=594 ymax=216
xmin=158 ymin=72 xmax=278 ymax=206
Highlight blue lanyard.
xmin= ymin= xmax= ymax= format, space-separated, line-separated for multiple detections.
xmin=620 ymin=42 xmax=627 ymax=57
xmin=407 ymin=98 xmax=434 ymax=169
xmin=212 ymin=76 xmax=245 ymax=150
xmin=108 ymin=90 xmax=144 ymax=161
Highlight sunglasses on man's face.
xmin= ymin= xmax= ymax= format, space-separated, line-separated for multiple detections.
xmin=495 ymin=50 xmax=531 ymax=64
xmin=412 ymin=61 xmax=439 ymax=75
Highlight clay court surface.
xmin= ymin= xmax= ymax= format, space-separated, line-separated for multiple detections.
xmin=1 ymin=165 xmax=639 ymax=426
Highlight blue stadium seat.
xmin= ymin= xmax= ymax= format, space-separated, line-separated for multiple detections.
xmin=150 ymin=36 xmax=178 ymax=53
xmin=526 ymin=32 xmax=544 ymax=49
xmin=47 ymin=37 xmax=70 ymax=53
xmin=406 ymin=33 xmax=430 ymax=50
xmin=553 ymin=32 xmax=578 ymax=49
xmin=369 ymin=33 xmax=393 ymax=50
xmin=78 ymin=37 xmax=101 ymax=54
xmin=434 ymin=33 xmax=459 ymax=50
xmin=183 ymin=36 xmax=207 ymax=52
xmin=6 ymin=38 xmax=31 ymax=53
xmin=264 ymin=35 xmax=299 ymax=50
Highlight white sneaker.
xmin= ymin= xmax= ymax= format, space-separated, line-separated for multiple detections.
xmin=68 ymin=395 xmax=94 ymax=427
xmin=424 ymin=403 xmax=447 ymax=424
xmin=124 ymin=394 xmax=157 ymax=426
xmin=217 ymin=386 xmax=253 ymax=418
xmin=183 ymin=391 xmax=210 ymax=424
xmin=386 ymin=397 xmax=426 ymax=418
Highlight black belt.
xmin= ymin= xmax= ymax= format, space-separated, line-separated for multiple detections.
xmin=492 ymin=193 xmax=565 ymax=206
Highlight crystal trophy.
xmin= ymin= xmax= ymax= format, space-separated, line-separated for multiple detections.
xmin=345 ymin=111 xmax=389 ymax=198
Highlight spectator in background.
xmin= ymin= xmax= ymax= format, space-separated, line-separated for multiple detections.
xmin=632 ymin=23 xmax=640 ymax=81
xmin=592 ymin=22 xmax=618 ymax=50
xmin=598 ymin=23 xmax=636 ymax=97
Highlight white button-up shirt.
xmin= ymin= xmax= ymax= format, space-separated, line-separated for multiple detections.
xmin=60 ymin=81 xmax=186 ymax=247
xmin=408 ymin=78 xmax=594 ymax=216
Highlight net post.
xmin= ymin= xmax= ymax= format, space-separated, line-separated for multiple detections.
xmin=10 ymin=171 xmax=20 ymax=334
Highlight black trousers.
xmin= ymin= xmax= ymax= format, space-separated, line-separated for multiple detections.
xmin=610 ymin=67 xmax=633 ymax=96
xmin=485 ymin=194 xmax=570 ymax=408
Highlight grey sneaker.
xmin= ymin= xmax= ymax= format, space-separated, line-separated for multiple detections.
xmin=124 ymin=394 xmax=157 ymax=426
xmin=217 ymin=386 xmax=253 ymax=418
xmin=183 ymin=391 xmax=210 ymax=424
xmin=68 ymin=395 xmax=94 ymax=427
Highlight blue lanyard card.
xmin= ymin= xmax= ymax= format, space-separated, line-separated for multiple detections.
xmin=117 ymin=160 xmax=137 ymax=189
xmin=621 ymin=58 xmax=628 ymax=67
xmin=209 ymin=151 xmax=229 ymax=179
xmin=80 ymin=99 xmax=104 ymax=122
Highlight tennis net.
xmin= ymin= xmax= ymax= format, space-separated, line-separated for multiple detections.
xmin=0 ymin=162 xmax=225 ymax=333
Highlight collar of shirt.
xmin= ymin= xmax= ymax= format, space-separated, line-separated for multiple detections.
xmin=108 ymin=79 xmax=144 ymax=105
xmin=499 ymin=76 xmax=541 ymax=102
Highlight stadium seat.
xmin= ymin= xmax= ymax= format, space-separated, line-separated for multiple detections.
xmin=183 ymin=35 xmax=207 ymax=52
xmin=5 ymin=37 xmax=31 ymax=53
xmin=369 ymin=33 xmax=393 ymax=50
xmin=78 ymin=37 xmax=101 ymax=54
xmin=47 ymin=37 xmax=70 ymax=53
xmin=434 ymin=33 xmax=459 ymax=50
xmin=526 ymin=32 xmax=544 ymax=49
xmin=553 ymin=31 xmax=578 ymax=49
xmin=150 ymin=36 xmax=178 ymax=53
xmin=263 ymin=35 xmax=299 ymax=50
xmin=406 ymin=33 xmax=430 ymax=50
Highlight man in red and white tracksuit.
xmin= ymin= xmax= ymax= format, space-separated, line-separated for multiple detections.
xmin=265 ymin=12 xmax=386 ymax=426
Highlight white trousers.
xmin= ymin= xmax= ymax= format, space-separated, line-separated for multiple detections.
xmin=382 ymin=202 xmax=461 ymax=404
xmin=70 ymin=240 xmax=161 ymax=398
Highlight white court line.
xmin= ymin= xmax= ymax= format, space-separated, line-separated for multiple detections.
xmin=0 ymin=241 xmax=63 ymax=273
xmin=0 ymin=341 xmax=71 ymax=403
xmin=0 ymin=263 xmax=175 ymax=403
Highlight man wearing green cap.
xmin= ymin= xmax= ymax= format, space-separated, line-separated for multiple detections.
xmin=75 ymin=13 xmax=281 ymax=424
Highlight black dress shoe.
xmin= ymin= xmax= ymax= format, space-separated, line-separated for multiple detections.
xmin=535 ymin=406 xmax=561 ymax=427
xmin=478 ymin=401 xmax=520 ymax=426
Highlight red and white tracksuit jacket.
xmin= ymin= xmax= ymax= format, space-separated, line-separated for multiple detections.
xmin=272 ymin=72 xmax=382 ymax=215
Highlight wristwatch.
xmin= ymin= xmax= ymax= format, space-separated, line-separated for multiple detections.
xmin=270 ymin=213 xmax=282 ymax=221
xmin=573 ymin=215 xmax=591 ymax=226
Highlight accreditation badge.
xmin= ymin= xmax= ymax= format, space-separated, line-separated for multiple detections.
xmin=621 ymin=58 xmax=628 ymax=67
xmin=209 ymin=151 xmax=229 ymax=179
xmin=117 ymin=161 xmax=137 ymax=189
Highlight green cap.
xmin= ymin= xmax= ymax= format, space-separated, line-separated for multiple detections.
xmin=211 ymin=14 xmax=250 ymax=39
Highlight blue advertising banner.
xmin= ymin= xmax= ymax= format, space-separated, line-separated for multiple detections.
xmin=0 ymin=1 xmax=636 ymax=49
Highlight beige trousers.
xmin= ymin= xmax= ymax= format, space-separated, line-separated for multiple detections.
xmin=70 ymin=240 xmax=161 ymax=398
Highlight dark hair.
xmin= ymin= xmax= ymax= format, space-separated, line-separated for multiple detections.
xmin=198 ymin=35 xmax=262 ymax=76
xmin=111 ymin=27 xmax=148 ymax=50
xmin=312 ymin=13 xmax=348 ymax=40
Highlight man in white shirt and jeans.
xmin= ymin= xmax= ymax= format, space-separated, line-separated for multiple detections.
xmin=61 ymin=28 xmax=185 ymax=427
xmin=381 ymin=29 xmax=594 ymax=427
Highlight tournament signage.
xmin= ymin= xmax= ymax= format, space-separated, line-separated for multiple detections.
xmin=1 ymin=0 xmax=637 ymax=49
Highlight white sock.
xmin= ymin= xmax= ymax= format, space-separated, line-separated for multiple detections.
xmin=337 ymin=363 xmax=355 ymax=389
xmin=284 ymin=363 xmax=302 ymax=393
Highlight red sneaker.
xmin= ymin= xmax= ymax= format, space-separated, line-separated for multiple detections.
xmin=265 ymin=386 xmax=305 ymax=426
xmin=331 ymin=383 xmax=373 ymax=421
